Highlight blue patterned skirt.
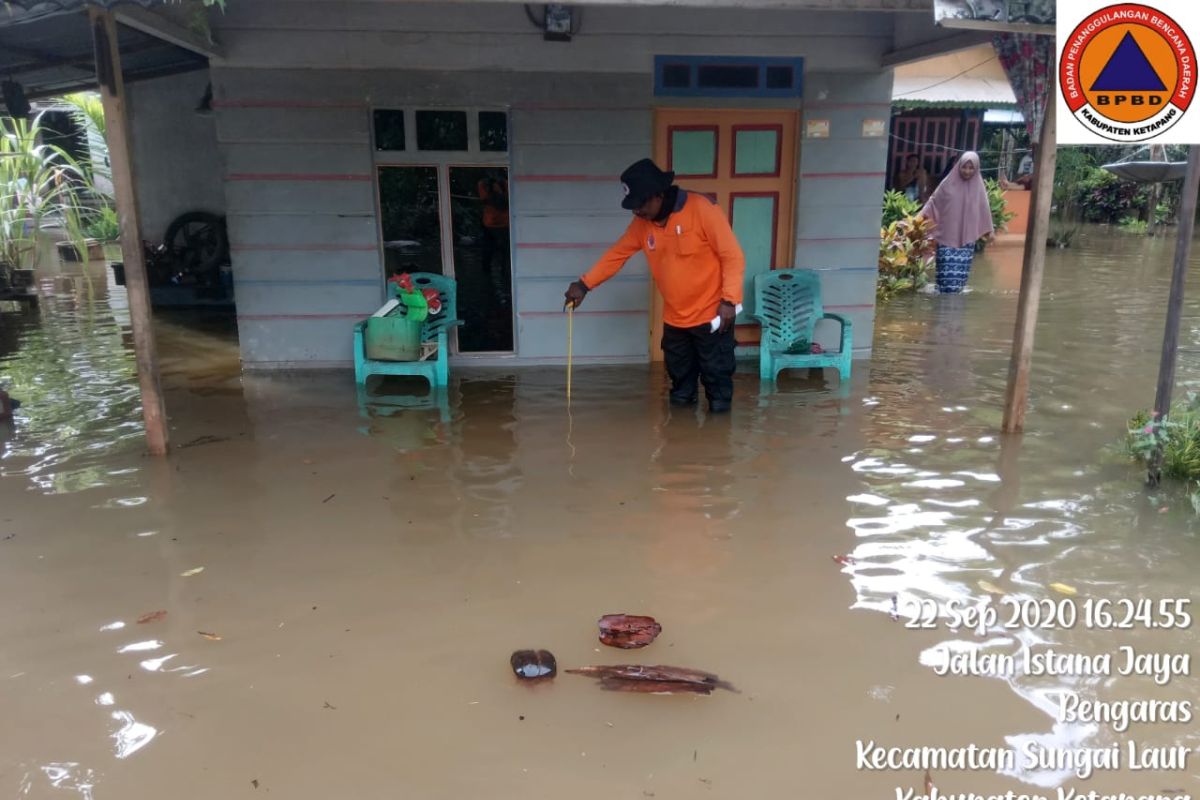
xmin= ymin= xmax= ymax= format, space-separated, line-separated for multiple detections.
xmin=935 ymin=245 xmax=975 ymax=294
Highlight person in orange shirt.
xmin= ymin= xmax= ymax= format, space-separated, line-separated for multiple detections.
xmin=477 ymin=173 xmax=510 ymax=277
xmin=564 ymin=159 xmax=745 ymax=413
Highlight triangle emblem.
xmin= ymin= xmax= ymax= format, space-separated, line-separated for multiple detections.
xmin=1090 ymin=31 xmax=1168 ymax=92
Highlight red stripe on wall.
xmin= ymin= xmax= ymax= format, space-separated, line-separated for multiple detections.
xmin=238 ymin=313 xmax=370 ymax=321
xmin=227 ymin=173 xmax=372 ymax=182
xmin=213 ymin=100 xmax=368 ymax=109
xmin=797 ymin=236 xmax=881 ymax=243
xmin=800 ymin=172 xmax=887 ymax=179
xmin=516 ymin=242 xmax=611 ymax=250
xmin=518 ymin=310 xmax=647 ymax=317
xmin=231 ymin=244 xmax=378 ymax=252
xmin=825 ymin=304 xmax=875 ymax=311
xmin=514 ymin=174 xmax=614 ymax=182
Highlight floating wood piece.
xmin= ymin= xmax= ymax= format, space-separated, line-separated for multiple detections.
xmin=567 ymin=665 xmax=737 ymax=694
xmin=598 ymin=614 xmax=662 ymax=649
xmin=511 ymin=649 xmax=557 ymax=681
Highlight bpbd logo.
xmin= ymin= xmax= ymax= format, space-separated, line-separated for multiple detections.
xmin=1061 ymin=3 xmax=1196 ymax=142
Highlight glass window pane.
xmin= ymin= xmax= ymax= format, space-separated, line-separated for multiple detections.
xmin=449 ymin=167 xmax=513 ymax=352
xmin=765 ymin=66 xmax=794 ymax=90
xmin=696 ymin=65 xmax=759 ymax=90
xmin=731 ymin=195 xmax=776 ymax=319
xmin=478 ymin=111 xmax=508 ymax=152
xmin=734 ymin=128 xmax=780 ymax=176
xmin=373 ymin=109 xmax=406 ymax=151
xmin=377 ymin=166 xmax=443 ymax=276
xmin=416 ymin=110 xmax=468 ymax=151
xmin=670 ymin=128 xmax=716 ymax=177
xmin=662 ymin=63 xmax=691 ymax=88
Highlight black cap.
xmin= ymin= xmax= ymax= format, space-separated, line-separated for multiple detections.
xmin=620 ymin=158 xmax=675 ymax=210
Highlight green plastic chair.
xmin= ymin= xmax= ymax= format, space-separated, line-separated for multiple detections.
xmin=750 ymin=269 xmax=852 ymax=383
xmin=354 ymin=273 xmax=462 ymax=392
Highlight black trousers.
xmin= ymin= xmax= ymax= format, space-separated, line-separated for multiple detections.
xmin=661 ymin=322 xmax=735 ymax=406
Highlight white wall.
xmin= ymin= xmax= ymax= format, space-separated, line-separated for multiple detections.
xmin=127 ymin=69 xmax=226 ymax=243
xmin=209 ymin=1 xmax=900 ymax=367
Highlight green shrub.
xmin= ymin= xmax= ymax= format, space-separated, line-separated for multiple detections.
xmin=1118 ymin=216 xmax=1148 ymax=234
xmin=83 ymin=206 xmax=120 ymax=242
xmin=878 ymin=214 xmax=936 ymax=300
xmin=882 ymin=190 xmax=921 ymax=227
xmin=1127 ymin=395 xmax=1200 ymax=510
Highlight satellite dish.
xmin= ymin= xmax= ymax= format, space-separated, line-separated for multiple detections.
xmin=1101 ymin=161 xmax=1189 ymax=183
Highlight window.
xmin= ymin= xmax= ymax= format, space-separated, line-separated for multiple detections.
xmin=373 ymin=110 xmax=406 ymax=151
xmin=478 ymin=111 xmax=508 ymax=152
xmin=417 ymin=110 xmax=469 ymax=151
xmin=654 ymin=56 xmax=804 ymax=98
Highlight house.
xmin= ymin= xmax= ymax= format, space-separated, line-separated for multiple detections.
xmin=1 ymin=0 xmax=997 ymax=371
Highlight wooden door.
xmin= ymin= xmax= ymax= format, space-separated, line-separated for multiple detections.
xmin=652 ymin=108 xmax=798 ymax=359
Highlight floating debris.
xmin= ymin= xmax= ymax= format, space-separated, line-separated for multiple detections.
xmin=180 ymin=567 xmax=205 ymax=577
xmin=1049 ymin=582 xmax=1078 ymax=596
xmin=831 ymin=555 xmax=855 ymax=567
xmin=136 ymin=610 xmax=167 ymax=624
xmin=511 ymin=650 xmax=557 ymax=681
xmin=598 ymin=614 xmax=662 ymax=649
xmin=567 ymin=665 xmax=736 ymax=695
xmin=977 ymin=580 xmax=1005 ymax=596
xmin=198 ymin=631 xmax=222 ymax=641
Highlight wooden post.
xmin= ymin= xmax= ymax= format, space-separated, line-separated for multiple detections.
xmin=1001 ymin=73 xmax=1058 ymax=434
xmin=1148 ymin=146 xmax=1200 ymax=483
xmin=89 ymin=8 xmax=169 ymax=455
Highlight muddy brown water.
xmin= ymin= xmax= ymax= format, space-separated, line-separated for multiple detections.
xmin=2 ymin=230 xmax=1199 ymax=798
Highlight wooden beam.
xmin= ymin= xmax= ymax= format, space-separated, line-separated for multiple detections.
xmin=89 ymin=7 xmax=170 ymax=456
xmin=882 ymin=31 xmax=991 ymax=67
xmin=113 ymin=5 xmax=224 ymax=60
xmin=1000 ymin=71 xmax=1057 ymax=434
xmin=1149 ymin=147 xmax=1200 ymax=482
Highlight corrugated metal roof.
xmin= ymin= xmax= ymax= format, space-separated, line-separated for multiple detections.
xmin=892 ymin=43 xmax=1017 ymax=107
xmin=0 ymin=3 xmax=206 ymax=107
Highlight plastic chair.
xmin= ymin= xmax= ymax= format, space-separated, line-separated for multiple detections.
xmin=354 ymin=273 xmax=462 ymax=393
xmin=750 ymin=269 xmax=852 ymax=384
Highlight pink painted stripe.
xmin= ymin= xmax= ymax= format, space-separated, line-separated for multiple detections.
xmin=805 ymin=102 xmax=892 ymax=109
xmin=797 ymin=236 xmax=881 ymax=243
xmin=801 ymin=172 xmax=887 ymax=179
xmin=213 ymin=100 xmax=367 ymax=109
xmin=232 ymin=243 xmax=378 ymax=252
xmin=238 ymin=313 xmax=369 ymax=321
xmin=227 ymin=173 xmax=372 ymax=182
xmin=514 ymin=174 xmax=613 ymax=183
xmin=517 ymin=242 xmax=611 ymax=250
xmin=512 ymin=103 xmax=649 ymax=111
xmin=519 ymin=310 xmax=646 ymax=317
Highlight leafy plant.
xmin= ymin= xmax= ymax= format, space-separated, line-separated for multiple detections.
xmin=1 ymin=113 xmax=92 ymax=276
xmin=878 ymin=214 xmax=936 ymax=300
xmin=1127 ymin=394 xmax=1200 ymax=512
xmin=83 ymin=205 xmax=120 ymax=242
xmin=1047 ymin=220 xmax=1079 ymax=248
xmin=882 ymin=189 xmax=921 ymax=228
xmin=1118 ymin=216 xmax=1148 ymax=234
xmin=1155 ymin=202 xmax=1173 ymax=226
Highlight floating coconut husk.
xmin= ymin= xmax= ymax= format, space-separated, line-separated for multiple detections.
xmin=567 ymin=664 xmax=737 ymax=695
xmin=598 ymin=614 xmax=662 ymax=649
xmin=510 ymin=649 xmax=557 ymax=681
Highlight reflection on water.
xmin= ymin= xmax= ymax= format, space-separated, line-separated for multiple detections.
xmin=2 ymin=227 xmax=1200 ymax=797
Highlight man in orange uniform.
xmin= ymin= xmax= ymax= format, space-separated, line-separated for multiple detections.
xmin=564 ymin=159 xmax=745 ymax=413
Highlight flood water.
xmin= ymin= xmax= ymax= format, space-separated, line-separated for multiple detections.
xmin=2 ymin=229 xmax=1199 ymax=798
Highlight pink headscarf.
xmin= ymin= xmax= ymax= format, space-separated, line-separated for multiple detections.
xmin=920 ymin=152 xmax=994 ymax=249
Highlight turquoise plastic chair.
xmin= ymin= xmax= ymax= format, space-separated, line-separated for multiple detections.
xmin=354 ymin=273 xmax=461 ymax=393
xmin=750 ymin=269 xmax=852 ymax=383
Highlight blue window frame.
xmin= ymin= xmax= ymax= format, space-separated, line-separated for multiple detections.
xmin=654 ymin=55 xmax=804 ymax=98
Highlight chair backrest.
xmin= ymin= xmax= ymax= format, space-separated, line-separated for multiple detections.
xmin=753 ymin=269 xmax=824 ymax=350
xmin=388 ymin=272 xmax=458 ymax=342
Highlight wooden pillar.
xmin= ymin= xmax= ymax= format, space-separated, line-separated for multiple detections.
xmin=89 ymin=8 xmax=169 ymax=455
xmin=1001 ymin=72 xmax=1058 ymax=434
xmin=1148 ymin=147 xmax=1200 ymax=483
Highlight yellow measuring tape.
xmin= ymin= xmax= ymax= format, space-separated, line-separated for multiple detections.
xmin=565 ymin=303 xmax=574 ymax=405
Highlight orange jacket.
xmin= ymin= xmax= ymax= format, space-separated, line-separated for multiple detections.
xmin=582 ymin=193 xmax=745 ymax=328
xmin=478 ymin=179 xmax=509 ymax=229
